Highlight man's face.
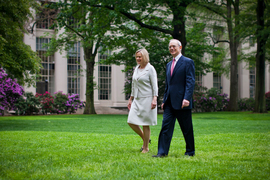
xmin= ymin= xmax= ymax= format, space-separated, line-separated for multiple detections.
xmin=169 ymin=40 xmax=182 ymax=57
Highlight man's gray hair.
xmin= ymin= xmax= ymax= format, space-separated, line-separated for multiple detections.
xmin=169 ymin=39 xmax=182 ymax=47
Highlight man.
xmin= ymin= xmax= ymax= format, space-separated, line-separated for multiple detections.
xmin=153 ymin=39 xmax=195 ymax=157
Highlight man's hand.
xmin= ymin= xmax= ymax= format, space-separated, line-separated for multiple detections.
xmin=161 ymin=103 xmax=164 ymax=110
xmin=182 ymin=99 xmax=190 ymax=109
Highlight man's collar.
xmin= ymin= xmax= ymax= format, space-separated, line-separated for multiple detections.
xmin=175 ymin=53 xmax=182 ymax=61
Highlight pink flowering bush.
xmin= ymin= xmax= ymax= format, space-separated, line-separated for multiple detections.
xmin=0 ymin=68 xmax=24 ymax=115
xmin=65 ymin=94 xmax=83 ymax=114
xmin=53 ymin=91 xmax=69 ymax=114
xmin=35 ymin=91 xmax=54 ymax=114
xmin=193 ymin=85 xmax=229 ymax=112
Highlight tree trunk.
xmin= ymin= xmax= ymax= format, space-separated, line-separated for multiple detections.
xmin=254 ymin=0 xmax=267 ymax=113
xmin=83 ymin=46 xmax=96 ymax=114
xmin=227 ymin=0 xmax=239 ymax=111
xmin=169 ymin=1 xmax=188 ymax=55
xmin=172 ymin=14 xmax=187 ymax=55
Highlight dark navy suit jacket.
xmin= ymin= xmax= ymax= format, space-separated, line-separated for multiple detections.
xmin=163 ymin=55 xmax=195 ymax=110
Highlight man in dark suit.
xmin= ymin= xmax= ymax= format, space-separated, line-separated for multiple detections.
xmin=153 ymin=39 xmax=195 ymax=157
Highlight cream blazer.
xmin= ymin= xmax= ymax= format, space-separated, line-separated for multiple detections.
xmin=131 ymin=63 xmax=158 ymax=98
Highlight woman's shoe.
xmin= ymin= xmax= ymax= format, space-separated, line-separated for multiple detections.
xmin=140 ymin=139 xmax=151 ymax=151
xmin=141 ymin=149 xmax=149 ymax=153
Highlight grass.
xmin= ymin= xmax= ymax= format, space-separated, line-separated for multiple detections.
xmin=0 ymin=112 xmax=269 ymax=179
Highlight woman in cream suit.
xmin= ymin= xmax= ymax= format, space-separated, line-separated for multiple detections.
xmin=127 ymin=48 xmax=158 ymax=153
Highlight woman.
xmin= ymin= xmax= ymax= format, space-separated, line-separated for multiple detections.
xmin=127 ymin=48 xmax=158 ymax=153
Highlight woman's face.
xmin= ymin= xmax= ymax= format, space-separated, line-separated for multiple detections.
xmin=136 ymin=52 xmax=143 ymax=65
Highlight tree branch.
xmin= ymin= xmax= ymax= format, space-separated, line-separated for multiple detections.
xmin=208 ymin=32 xmax=230 ymax=46
xmin=139 ymin=4 xmax=161 ymax=21
xmin=78 ymin=0 xmax=173 ymax=35
xmin=63 ymin=21 xmax=85 ymax=39
xmin=197 ymin=3 xmax=227 ymax=19
xmin=93 ymin=37 xmax=101 ymax=56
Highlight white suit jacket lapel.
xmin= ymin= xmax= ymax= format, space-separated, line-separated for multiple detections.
xmin=136 ymin=63 xmax=150 ymax=80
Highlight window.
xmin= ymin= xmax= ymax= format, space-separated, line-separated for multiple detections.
xmin=195 ymin=72 xmax=202 ymax=86
xmin=98 ymin=50 xmax=111 ymax=100
xmin=36 ymin=2 xmax=56 ymax=29
xmin=213 ymin=73 xmax=222 ymax=90
xmin=67 ymin=16 xmax=79 ymax=28
xmin=36 ymin=38 xmax=54 ymax=94
xmin=249 ymin=36 xmax=255 ymax=47
xmin=195 ymin=72 xmax=204 ymax=91
xmin=250 ymin=67 xmax=255 ymax=98
xmin=67 ymin=42 xmax=81 ymax=95
xmin=213 ymin=26 xmax=224 ymax=42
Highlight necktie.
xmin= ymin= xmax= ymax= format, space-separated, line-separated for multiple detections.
xmin=171 ymin=58 xmax=175 ymax=76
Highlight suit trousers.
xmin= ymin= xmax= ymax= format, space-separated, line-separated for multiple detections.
xmin=158 ymin=98 xmax=195 ymax=155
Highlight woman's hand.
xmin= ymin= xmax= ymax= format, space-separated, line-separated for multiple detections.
xmin=127 ymin=98 xmax=133 ymax=110
xmin=151 ymin=96 xmax=157 ymax=109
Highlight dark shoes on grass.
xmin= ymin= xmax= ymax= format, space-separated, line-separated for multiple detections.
xmin=152 ymin=152 xmax=195 ymax=158
xmin=152 ymin=154 xmax=167 ymax=158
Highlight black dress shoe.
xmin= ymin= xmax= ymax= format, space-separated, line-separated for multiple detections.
xmin=184 ymin=152 xmax=195 ymax=156
xmin=152 ymin=154 xmax=166 ymax=158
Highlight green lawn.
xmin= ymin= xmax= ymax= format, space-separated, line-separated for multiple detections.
xmin=0 ymin=112 xmax=269 ymax=179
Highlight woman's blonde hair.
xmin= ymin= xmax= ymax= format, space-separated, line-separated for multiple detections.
xmin=135 ymin=48 xmax=149 ymax=64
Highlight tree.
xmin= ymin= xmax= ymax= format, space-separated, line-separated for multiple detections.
xmin=78 ymin=0 xmax=206 ymax=55
xmin=237 ymin=0 xmax=269 ymax=112
xmin=254 ymin=0 xmax=269 ymax=113
xmin=78 ymin=0 xmax=223 ymax=102
xmin=194 ymin=0 xmax=242 ymax=111
xmin=0 ymin=0 xmax=42 ymax=86
xmin=46 ymin=0 xmax=117 ymax=114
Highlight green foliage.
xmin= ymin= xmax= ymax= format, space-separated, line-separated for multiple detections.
xmin=193 ymin=86 xmax=229 ymax=112
xmin=0 ymin=0 xmax=42 ymax=86
xmin=185 ymin=23 xmax=222 ymax=74
xmin=0 ymin=112 xmax=270 ymax=179
xmin=238 ymin=98 xmax=255 ymax=111
xmin=207 ymin=88 xmax=229 ymax=111
xmin=53 ymin=91 xmax=69 ymax=114
xmin=14 ymin=92 xmax=40 ymax=115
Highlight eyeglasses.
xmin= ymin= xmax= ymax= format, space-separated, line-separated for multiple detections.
xmin=168 ymin=45 xmax=179 ymax=49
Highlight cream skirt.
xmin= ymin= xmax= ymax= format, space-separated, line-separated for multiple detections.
xmin=127 ymin=96 xmax=157 ymax=126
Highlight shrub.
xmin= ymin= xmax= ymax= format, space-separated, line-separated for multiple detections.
xmin=198 ymin=96 xmax=218 ymax=112
xmin=238 ymin=98 xmax=255 ymax=111
xmin=53 ymin=91 xmax=69 ymax=114
xmin=0 ymin=68 xmax=24 ymax=115
xmin=207 ymin=88 xmax=229 ymax=111
xmin=66 ymin=94 xmax=83 ymax=114
xmin=193 ymin=83 xmax=207 ymax=112
xmin=15 ymin=92 xmax=40 ymax=115
xmin=36 ymin=91 xmax=54 ymax=114
xmin=193 ymin=86 xmax=229 ymax=112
